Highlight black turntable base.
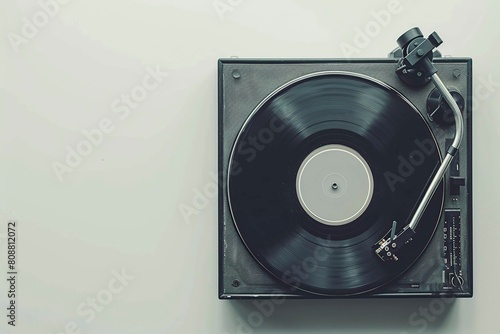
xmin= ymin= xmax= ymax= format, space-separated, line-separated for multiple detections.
xmin=218 ymin=57 xmax=472 ymax=298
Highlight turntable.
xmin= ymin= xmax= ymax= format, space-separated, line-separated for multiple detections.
xmin=218 ymin=28 xmax=472 ymax=298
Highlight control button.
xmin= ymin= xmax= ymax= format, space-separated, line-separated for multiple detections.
xmin=427 ymin=88 xmax=465 ymax=126
xmin=450 ymin=176 xmax=465 ymax=196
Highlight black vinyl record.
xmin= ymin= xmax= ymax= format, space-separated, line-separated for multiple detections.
xmin=227 ymin=72 xmax=444 ymax=296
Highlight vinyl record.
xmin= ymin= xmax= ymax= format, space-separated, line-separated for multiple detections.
xmin=227 ymin=72 xmax=444 ymax=296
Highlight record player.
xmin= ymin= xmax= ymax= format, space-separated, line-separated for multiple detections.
xmin=218 ymin=28 xmax=473 ymax=298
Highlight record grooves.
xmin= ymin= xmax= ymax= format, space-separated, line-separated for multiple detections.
xmin=227 ymin=72 xmax=444 ymax=296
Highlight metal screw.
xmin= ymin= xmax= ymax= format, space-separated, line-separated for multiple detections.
xmin=232 ymin=279 xmax=240 ymax=287
xmin=453 ymin=69 xmax=461 ymax=78
xmin=232 ymin=70 xmax=241 ymax=79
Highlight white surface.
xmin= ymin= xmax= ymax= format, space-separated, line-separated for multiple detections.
xmin=0 ymin=0 xmax=498 ymax=333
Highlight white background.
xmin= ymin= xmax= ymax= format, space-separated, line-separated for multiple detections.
xmin=1 ymin=0 xmax=499 ymax=333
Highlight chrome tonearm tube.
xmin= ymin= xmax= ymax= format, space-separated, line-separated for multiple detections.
xmin=375 ymin=28 xmax=464 ymax=262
